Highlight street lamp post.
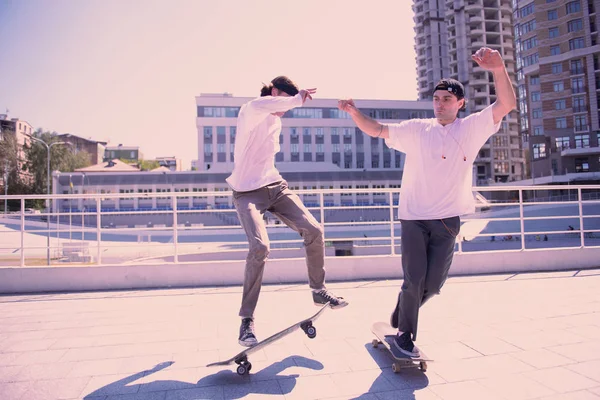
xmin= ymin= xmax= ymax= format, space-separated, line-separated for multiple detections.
xmin=3 ymin=161 xmax=9 ymax=215
xmin=26 ymin=135 xmax=71 ymax=265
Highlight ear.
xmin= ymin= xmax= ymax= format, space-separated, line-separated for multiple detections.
xmin=271 ymin=87 xmax=278 ymax=97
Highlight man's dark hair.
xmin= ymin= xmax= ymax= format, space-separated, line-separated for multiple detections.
xmin=260 ymin=76 xmax=299 ymax=97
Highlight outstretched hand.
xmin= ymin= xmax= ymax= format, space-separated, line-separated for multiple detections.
xmin=471 ymin=47 xmax=505 ymax=72
xmin=299 ymin=88 xmax=317 ymax=103
xmin=337 ymin=99 xmax=357 ymax=114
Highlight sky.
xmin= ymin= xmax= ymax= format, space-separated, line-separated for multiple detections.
xmin=0 ymin=0 xmax=418 ymax=169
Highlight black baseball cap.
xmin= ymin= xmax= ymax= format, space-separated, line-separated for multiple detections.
xmin=434 ymin=79 xmax=465 ymax=99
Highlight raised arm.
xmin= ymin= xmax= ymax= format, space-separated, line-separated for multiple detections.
xmin=337 ymin=99 xmax=389 ymax=139
xmin=251 ymin=89 xmax=316 ymax=114
xmin=471 ymin=47 xmax=516 ymax=125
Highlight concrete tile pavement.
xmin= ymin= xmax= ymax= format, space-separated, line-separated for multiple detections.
xmin=0 ymin=268 xmax=599 ymax=399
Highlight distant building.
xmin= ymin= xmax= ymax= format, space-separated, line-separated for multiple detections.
xmin=58 ymin=133 xmax=107 ymax=165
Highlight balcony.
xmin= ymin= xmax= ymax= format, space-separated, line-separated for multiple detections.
xmin=561 ymin=145 xmax=600 ymax=157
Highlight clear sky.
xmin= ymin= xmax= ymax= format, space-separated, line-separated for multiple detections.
xmin=0 ymin=0 xmax=418 ymax=169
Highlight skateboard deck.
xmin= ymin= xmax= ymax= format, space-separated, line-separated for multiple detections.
xmin=207 ymin=302 xmax=330 ymax=375
xmin=371 ymin=321 xmax=432 ymax=373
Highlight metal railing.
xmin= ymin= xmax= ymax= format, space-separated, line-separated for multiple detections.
xmin=1 ymin=185 xmax=599 ymax=267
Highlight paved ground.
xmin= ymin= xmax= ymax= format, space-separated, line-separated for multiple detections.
xmin=1 ymin=268 xmax=599 ymax=400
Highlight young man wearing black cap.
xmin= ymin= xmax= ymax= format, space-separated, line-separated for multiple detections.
xmin=228 ymin=76 xmax=348 ymax=347
xmin=338 ymin=47 xmax=516 ymax=357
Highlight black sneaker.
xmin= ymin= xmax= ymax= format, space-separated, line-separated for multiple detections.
xmin=393 ymin=331 xmax=420 ymax=358
xmin=238 ymin=317 xmax=257 ymax=347
xmin=312 ymin=289 xmax=348 ymax=309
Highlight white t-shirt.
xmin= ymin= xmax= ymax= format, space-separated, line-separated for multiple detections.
xmin=226 ymin=94 xmax=303 ymax=192
xmin=385 ymin=105 xmax=500 ymax=220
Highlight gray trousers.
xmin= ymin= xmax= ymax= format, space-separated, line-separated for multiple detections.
xmin=233 ymin=180 xmax=326 ymax=318
xmin=394 ymin=216 xmax=460 ymax=340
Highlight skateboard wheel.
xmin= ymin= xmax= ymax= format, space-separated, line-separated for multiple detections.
xmin=392 ymin=363 xmax=401 ymax=373
xmin=306 ymin=326 xmax=317 ymax=338
xmin=371 ymin=339 xmax=379 ymax=348
xmin=420 ymin=361 xmax=427 ymax=372
xmin=236 ymin=364 xmax=247 ymax=375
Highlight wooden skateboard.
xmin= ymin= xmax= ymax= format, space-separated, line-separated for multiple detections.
xmin=207 ymin=302 xmax=330 ymax=375
xmin=371 ymin=321 xmax=432 ymax=373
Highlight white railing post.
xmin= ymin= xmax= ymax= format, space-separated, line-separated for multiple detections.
xmin=389 ymin=191 xmax=395 ymax=255
xmin=173 ymin=194 xmax=178 ymax=263
xmin=20 ymin=198 xmax=25 ymax=267
xmin=519 ymin=189 xmax=525 ymax=251
xmin=96 ymin=198 xmax=102 ymax=264
xmin=578 ymin=188 xmax=584 ymax=248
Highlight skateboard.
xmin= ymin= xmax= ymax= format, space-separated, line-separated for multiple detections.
xmin=371 ymin=321 xmax=432 ymax=373
xmin=207 ymin=302 xmax=330 ymax=375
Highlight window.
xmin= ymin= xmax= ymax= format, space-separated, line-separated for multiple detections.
xmin=534 ymin=126 xmax=544 ymax=135
xmin=230 ymin=126 xmax=236 ymax=142
xmin=533 ymin=143 xmax=546 ymax=159
xmin=217 ymin=126 xmax=226 ymax=136
xmin=569 ymin=37 xmax=585 ymax=50
xmin=315 ymin=128 xmax=324 ymax=137
xmin=494 ymin=149 xmax=509 ymax=160
xmin=566 ymin=1 xmax=581 ymax=14
xmin=523 ymin=53 xmax=539 ymax=67
xmin=572 ymin=77 xmax=584 ymax=93
xmin=531 ymin=92 xmax=541 ymax=101
xmin=550 ymin=45 xmax=561 ymax=55
xmin=203 ymin=127 xmax=212 ymax=138
xmin=574 ymin=134 xmax=589 ymax=148
xmin=549 ymin=27 xmax=560 ymax=38
xmin=574 ymin=115 xmax=588 ymax=132
xmin=289 ymin=108 xmax=323 ymax=118
xmin=554 ymin=99 xmax=566 ymax=110
xmin=304 ymin=144 xmax=311 ymax=153
xmin=290 ymin=127 xmax=298 ymax=137
xmin=570 ymin=59 xmax=584 ymax=74
xmin=291 ymin=144 xmax=299 ymax=153
xmin=330 ymin=128 xmax=338 ymax=136
xmin=551 ymin=63 xmax=562 ymax=74
xmin=532 ymin=109 xmax=542 ymax=119
xmin=556 ymin=136 xmax=570 ymax=149
xmin=217 ymin=143 xmax=225 ymax=153
xmin=522 ymin=36 xmax=538 ymax=51
xmin=573 ymin=97 xmax=586 ymax=112
xmin=553 ymin=81 xmax=564 ymax=92
xmin=332 ymin=143 xmax=340 ymax=152
xmin=520 ymin=19 xmax=536 ymax=35
xmin=548 ymin=10 xmax=558 ymax=20
xmin=575 ymin=158 xmax=589 ymax=172
xmin=494 ymin=162 xmax=510 ymax=173
xmin=204 ymin=144 xmax=212 ymax=154
xmin=556 ymin=117 xmax=567 ymax=129
xmin=520 ymin=2 xmax=534 ymax=17
xmin=316 ymin=143 xmax=324 ymax=153
xmin=568 ymin=19 xmax=583 ymax=32
xmin=530 ymin=76 xmax=540 ymax=85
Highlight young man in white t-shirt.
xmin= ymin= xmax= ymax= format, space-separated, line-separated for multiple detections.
xmin=228 ymin=76 xmax=348 ymax=347
xmin=338 ymin=47 xmax=516 ymax=357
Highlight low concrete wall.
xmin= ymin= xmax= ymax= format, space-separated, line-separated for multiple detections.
xmin=1 ymin=247 xmax=599 ymax=294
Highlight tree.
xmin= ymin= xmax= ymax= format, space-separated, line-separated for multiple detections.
xmin=24 ymin=129 xmax=92 ymax=195
xmin=119 ymin=158 xmax=160 ymax=171
xmin=138 ymin=159 xmax=160 ymax=171
xmin=0 ymin=130 xmax=30 ymax=209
